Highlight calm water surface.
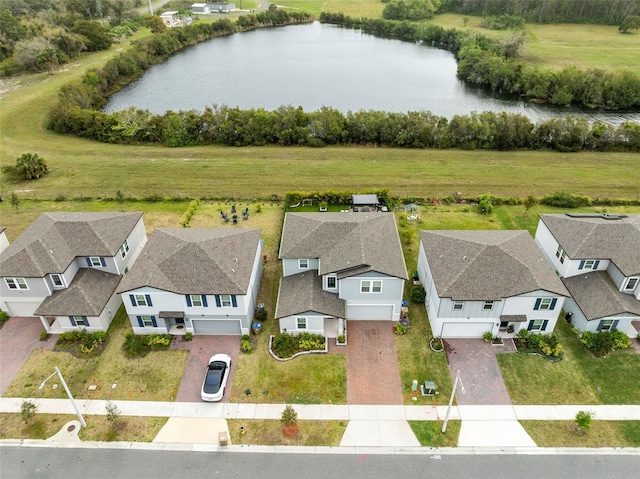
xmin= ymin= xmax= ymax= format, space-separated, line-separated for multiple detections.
xmin=105 ymin=22 xmax=639 ymax=125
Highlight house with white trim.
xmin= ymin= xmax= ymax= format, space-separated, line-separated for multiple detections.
xmin=275 ymin=212 xmax=408 ymax=338
xmin=117 ymin=228 xmax=263 ymax=336
xmin=535 ymin=213 xmax=640 ymax=334
xmin=0 ymin=212 xmax=146 ymax=332
xmin=0 ymin=227 xmax=9 ymax=254
xmin=417 ymin=230 xmax=569 ymax=338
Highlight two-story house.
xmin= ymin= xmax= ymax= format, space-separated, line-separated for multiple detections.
xmin=535 ymin=213 xmax=640 ymax=334
xmin=0 ymin=212 xmax=146 ymax=332
xmin=417 ymin=230 xmax=569 ymax=338
xmin=275 ymin=212 xmax=408 ymax=338
xmin=117 ymin=228 xmax=263 ymax=336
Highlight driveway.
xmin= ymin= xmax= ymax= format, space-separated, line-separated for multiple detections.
xmin=346 ymin=321 xmax=403 ymax=405
xmin=0 ymin=317 xmax=55 ymax=395
xmin=172 ymin=335 xmax=240 ymax=402
xmin=444 ymin=339 xmax=511 ymax=405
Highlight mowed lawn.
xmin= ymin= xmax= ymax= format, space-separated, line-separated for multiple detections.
xmin=497 ymin=319 xmax=640 ymax=405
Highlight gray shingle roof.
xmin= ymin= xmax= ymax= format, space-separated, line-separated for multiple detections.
xmin=0 ymin=212 xmax=143 ymax=277
xmin=279 ymin=213 xmax=408 ymax=280
xmin=562 ymin=272 xmax=640 ymax=320
xmin=352 ymin=194 xmax=379 ymax=205
xmin=117 ymin=228 xmax=261 ymax=295
xmin=275 ymin=272 xmax=346 ymax=319
xmin=420 ymin=230 xmax=569 ymax=300
xmin=539 ymin=214 xmax=640 ymax=276
xmin=34 ymin=269 xmax=122 ymax=317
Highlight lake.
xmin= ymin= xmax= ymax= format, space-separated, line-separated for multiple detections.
xmin=104 ymin=22 xmax=639 ymax=125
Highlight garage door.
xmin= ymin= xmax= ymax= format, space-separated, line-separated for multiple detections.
xmin=4 ymin=301 xmax=41 ymax=317
xmin=347 ymin=304 xmax=394 ymax=320
xmin=441 ymin=322 xmax=493 ymax=338
xmin=192 ymin=319 xmax=241 ymax=335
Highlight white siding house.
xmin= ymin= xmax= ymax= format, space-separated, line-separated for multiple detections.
xmin=0 ymin=212 xmax=146 ymax=332
xmin=418 ymin=230 xmax=569 ymax=338
xmin=276 ymin=212 xmax=408 ymax=338
xmin=535 ymin=213 xmax=640 ymax=334
xmin=118 ymin=228 xmax=263 ymax=336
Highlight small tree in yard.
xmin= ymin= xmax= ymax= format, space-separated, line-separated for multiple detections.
xmin=523 ymin=194 xmax=537 ymax=214
xmin=281 ymin=405 xmax=298 ymax=437
xmin=573 ymin=410 xmax=593 ymax=435
xmin=106 ymin=401 xmax=122 ymax=429
xmin=2 ymin=153 xmax=50 ymax=181
xmin=10 ymin=192 xmax=20 ymax=213
xmin=20 ymin=400 xmax=37 ymax=424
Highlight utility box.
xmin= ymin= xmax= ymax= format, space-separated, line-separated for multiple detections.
xmin=218 ymin=431 xmax=229 ymax=446
xmin=421 ymin=381 xmax=438 ymax=396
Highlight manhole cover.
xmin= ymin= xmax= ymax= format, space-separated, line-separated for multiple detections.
xmin=67 ymin=425 xmax=76 ymax=432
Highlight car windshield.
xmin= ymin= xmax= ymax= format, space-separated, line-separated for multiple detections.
xmin=203 ymin=361 xmax=226 ymax=393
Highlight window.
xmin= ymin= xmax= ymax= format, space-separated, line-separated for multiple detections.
xmin=129 ymin=294 xmax=152 ymax=307
xmin=220 ymin=295 xmax=232 ymax=307
xmin=50 ymin=274 xmax=65 ymax=288
xmin=624 ymin=277 xmax=639 ymax=291
xmin=70 ymin=316 xmax=88 ymax=327
xmin=579 ymin=260 xmax=600 ymax=270
xmin=5 ymin=278 xmax=28 ymax=290
xmin=141 ymin=315 xmax=156 ymax=327
xmin=555 ymin=246 xmax=567 ymax=264
xmin=88 ymin=257 xmax=105 ymax=267
xmin=214 ymin=294 xmax=236 ymax=307
xmin=534 ymin=298 xmax=557 ymax=311
xmin=361 ymin=280 xmax=382 ymax=293
xmin=297 ymin=317 xmax=307 ymax=330
xmin=483 ymin=300 xmax=494 ymax=311
xmin=598 ymin=319 xmax=615 ymax=331
xmin=327 ymin=276 xmax=337 ymax=289
xmin=452 ymin=300 xmax=464 ymax=311
xmin=299 ymin=259 xmax=309 ymax=269
xmin=119 ymin=240 xmax=130 ymax=258
xmin=528 ymin=319 xmax=546 ymax=331
xmin=190 ymin=295 xmax=203 ymax=307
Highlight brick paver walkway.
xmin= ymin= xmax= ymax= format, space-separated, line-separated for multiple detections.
xmin=173 ymin=335 xmax=240 ymax=402
xmin=346 ymin=321 xmax=403 ymax=405
xmin=0 ymin=317 xmax=55 ymax=395
xmin=444 ymin=339 xmax=512 ymax=405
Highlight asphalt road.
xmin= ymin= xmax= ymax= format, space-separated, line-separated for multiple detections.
xmin=1 ymin=446 xmax=638 ymax=479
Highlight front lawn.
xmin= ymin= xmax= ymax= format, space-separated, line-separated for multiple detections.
xmin=521 ymin=420 xmax=640 ymax=447
xmin=4 ymin=308 xmax=188 ymax=402
xmin=497 ymin=319 xmax=640 ymax=405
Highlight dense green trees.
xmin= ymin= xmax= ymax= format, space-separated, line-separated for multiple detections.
xmin=619 ymin=15 xmax=640 ymax=32
xmin=383 ymin=0 xmax=441 ymax=21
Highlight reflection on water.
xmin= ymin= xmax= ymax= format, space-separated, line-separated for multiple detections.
xmin=104 ymin=22 xmax=639 ymax=125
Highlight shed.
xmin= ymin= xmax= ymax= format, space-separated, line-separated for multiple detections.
xmin=352 ymin=194 xmax=379 ymax=212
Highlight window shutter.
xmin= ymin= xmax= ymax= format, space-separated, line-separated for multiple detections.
xmin=541 ymin=320 xmax=548 ymax=331
xmin=579 ymin=260 xmax=585 ymax=270
xmin=100 ymin=257 xmax=106 ymax=267
xmin=186 ymin=295 xmax=192 ymax=307
xmin=550 ymin=298 xmax=557 ymax=310
xmin=69 ymin=316 xmax=77 ymax=326
xmin=86 ymin=258 xmax=92 ymax=267
xmin=231 ymin=295 xmax=237 ymax=307
xmin=534 ymin=298 xmax=541 ymax=310
xmin=151 ymin=316 xmax=157 ymax=327
xmin=596 ymin=320 xmax=604 ymax=332
xmin=527 ymin=321 xmax=534 ymax=331
xmin=84 ymin=317 xmax=90 ymax=327
xmin=215 ymin=295 xmax=221 ymax=307
xmin=129 ymin=294 xmax=136 ymax=306
xmin=593 ymin=260 xmax=600 ymax=269
xmin=137 ymin=316 xmax=144 ymax=327
xmin=145 ymin=294 xmax=152 ymax=307
xmin=202 ymin=295 xmax=208 ymax=307
xmin=612 ymin=319 xmax=619 ymax=331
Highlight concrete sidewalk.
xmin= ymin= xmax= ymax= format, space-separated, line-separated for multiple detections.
xmin=2 ymin=398 xmax=639 ymax=448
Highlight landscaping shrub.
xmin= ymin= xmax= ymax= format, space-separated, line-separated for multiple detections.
xmin=540 ymin=192 xmax=592 ymax=208
xmin=122 ymin=333 xmax=172 ymax=357
xmin=241 ymin=335 xmax=252 ymax=353
xmin=20 ymin=400 xmax=37 ymax=424
xmin=394 ymin=323 xmax=408 ymax=335
xmin=271 ymin=330 xmax=325 ymax=358
xmin=410 ymin=285 xmax=426 ymax=303
xmin=1 ymin=153 xmax=50 ymax=181
xmin=56 ymin=329 xmax=107 ymax=357
xmin=0 ymin=310 xmax=9 ymax=325
xmin=255 ymin=309 xmax=267 ymax=321
xmin=515 ymin=332 xmax=563 ymax=358
xmin=576 ymin=329 xmax=632 ymax=356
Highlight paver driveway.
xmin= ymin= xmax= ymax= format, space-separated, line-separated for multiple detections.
xmin=346 ymin=321 xmax=403 ymax=405
xmin=172 ymin=335 xmax=240 ymax=402
xmin=444 ymin=339 xmax=511 ymax=405
xmin=0 ymin=317 xmax=55 ymax=395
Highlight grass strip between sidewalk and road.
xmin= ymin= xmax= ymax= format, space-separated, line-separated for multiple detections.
xmin=520 ymin=420 xmax=640 ymax=447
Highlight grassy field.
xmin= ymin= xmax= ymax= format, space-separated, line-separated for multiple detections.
xmin=521 ymin=420 xmax=640 ymax=447
xmin=0 ymin=413 xmax=167 ymax=442
xmin=497 ymin=319 xmax=640 ymax=405
xmin=4 ymin=309 xmax=188 ymax=402
xmin=227 ymin=418 xmax=346 ymax=446
xmin=277 ymin=0 xmax=384 ymax=17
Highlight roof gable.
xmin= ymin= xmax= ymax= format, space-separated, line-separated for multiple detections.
xmin=0 ymin=212 xmax=142 ymax=277
xmin=539 ymin=214 xmax=640 ymax=275
xmin=420 ymin=230 xmax=569 ymax=300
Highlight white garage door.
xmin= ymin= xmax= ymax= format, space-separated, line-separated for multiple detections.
xmin=192 ymin=319 xmax=241 ymax=335
xmin=441 ymin=322 xmax=493 ymax=338
xmin=4 ymin=301 xmax=41 ymax=317
xmin=347 ymin=304 xmax=394 ymax=320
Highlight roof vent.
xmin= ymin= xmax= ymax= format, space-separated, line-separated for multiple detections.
xmin=463 ymin=256 xmax=467 ymax=260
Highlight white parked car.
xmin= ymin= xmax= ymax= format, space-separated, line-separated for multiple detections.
xmin=201 ymin=353 xmax=232 ymax=402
